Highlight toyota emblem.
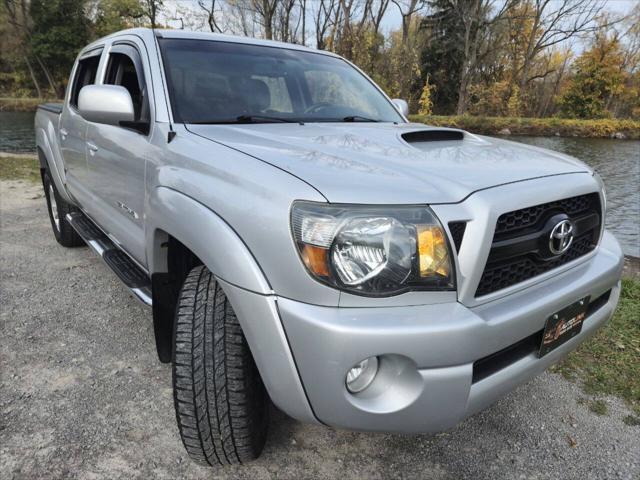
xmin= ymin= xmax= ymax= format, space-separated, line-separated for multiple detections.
xmin=549 ymin=219 xmax=574 ymax=255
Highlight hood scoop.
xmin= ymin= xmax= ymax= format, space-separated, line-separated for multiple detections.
xmin=401 ymin=129 xmax=464 ymax=144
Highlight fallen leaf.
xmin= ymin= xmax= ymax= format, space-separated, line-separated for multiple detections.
xmin=567 ymin=435 xmax=577 ymax=448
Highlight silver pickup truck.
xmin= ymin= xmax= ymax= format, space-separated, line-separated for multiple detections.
xmin=35 ymin=28 xmax=623 ymax=466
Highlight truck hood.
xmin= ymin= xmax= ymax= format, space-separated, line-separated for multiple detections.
xmin=187 ymin=122 xmax=591 ymax=204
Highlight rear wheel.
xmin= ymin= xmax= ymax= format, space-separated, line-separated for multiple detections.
xmin=42 ymin=170 xmax=84 ymax=248
xmin=172 ymin=265 xmax=269 ymax=466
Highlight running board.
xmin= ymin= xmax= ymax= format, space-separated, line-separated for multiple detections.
xmin=66 ymin=212 xmax=152 ymax=306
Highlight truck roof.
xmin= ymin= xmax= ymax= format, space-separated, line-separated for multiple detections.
xmin=83 ymin=28 xmax=335 ymax=58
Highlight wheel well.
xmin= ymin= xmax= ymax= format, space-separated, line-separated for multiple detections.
xmin=36 ymin=147 xmax=48 ymax=180
xmin=152 ymin=233 xmax=203 ymax=363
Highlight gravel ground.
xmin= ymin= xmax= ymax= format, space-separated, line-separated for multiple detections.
xmin=1 ymin=179 xmax=638 ymax=480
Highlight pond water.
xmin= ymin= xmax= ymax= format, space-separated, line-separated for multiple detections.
xmin=505 ymin=136 xmax=639 ymax=257
xmin=0 ymin=112 xmax=36 ymax=153
xmin=1 ymin=112 xmax=638 ymax=255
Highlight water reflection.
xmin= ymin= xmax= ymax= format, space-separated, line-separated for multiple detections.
xmin=0 ymin=112 xmax=35 ymax=153
xmin=501 ymin=136 xmax=639 ymax=257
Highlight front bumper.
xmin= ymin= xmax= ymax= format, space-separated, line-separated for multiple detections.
xmin=274 ymin=231 xmax=623 ymax=433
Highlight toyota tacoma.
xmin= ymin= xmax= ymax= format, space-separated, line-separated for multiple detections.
xmin=35 ymin=28 xmax=624 ymax=466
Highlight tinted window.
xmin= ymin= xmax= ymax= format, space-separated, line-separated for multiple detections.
xmin=70 ymin=54 xmax=101 ymax=108
xmin=105 ymin=52 xmax=146 ymax=121
xmin=158 ymin=39 xmax=403 ymax=124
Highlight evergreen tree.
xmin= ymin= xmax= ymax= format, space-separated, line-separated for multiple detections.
xmin=419 ymin=1 xmax=464 ymax=114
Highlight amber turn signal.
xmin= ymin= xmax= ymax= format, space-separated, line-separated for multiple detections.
xmin=417 ymin=225 xmax=450 ymax=277
xmin=301 ymin=244 xmax=330 ymax=277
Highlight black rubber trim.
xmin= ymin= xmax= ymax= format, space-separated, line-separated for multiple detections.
xmin=448 ymin=221 xmax=467 ymax=252
xmin=402 ymin=130 xmax=464 ymax=143
xmin=472 ymin=288 xmax=613 ymax=383
xmin=37 ymin=103 xmax=63 ymax=114
xmin=103 ymin=249 xmax=150 ymax=288
xmin=69 ymin=213 xmax=108 ymax=241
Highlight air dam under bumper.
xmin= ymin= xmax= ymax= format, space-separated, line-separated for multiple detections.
xmin=277 ymin=231 xmax=623 ymax=433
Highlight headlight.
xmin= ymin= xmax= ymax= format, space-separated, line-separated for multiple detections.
xmin=291 ymin=201 xmax=454 ymax=296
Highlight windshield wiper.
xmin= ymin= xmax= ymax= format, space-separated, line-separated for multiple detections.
xmin=342 ymin=115 xmax=380 ymax=122
xmin=236 ymin=114 xmax=298 ymax=123
xmin=188 ymin=114 xmax=299 ymax=125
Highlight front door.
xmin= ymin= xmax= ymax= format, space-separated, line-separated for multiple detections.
xmin=84 ymin=41 xmax=152 ymax=267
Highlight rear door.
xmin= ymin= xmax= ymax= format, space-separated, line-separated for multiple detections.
xmin=83 ymin=39 xmax=153 ymax=266
xmin=59 ymin=49 xmax=103 ymax=203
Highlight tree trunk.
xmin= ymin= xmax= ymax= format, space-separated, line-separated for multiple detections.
xmin=264 ymin=17 xmax=273 ymax=39
xmin=456 ymin=67 xmax=470 ymax=114
xmin=518 ymin=9 xmax=539 ymax=94
xmin=23 ymin=55 xmax=42 ymax=98
xmin=34 ymin=54 xmax=59 ymax=97
xmin=301 ymin=0 xmax=306 ymax=45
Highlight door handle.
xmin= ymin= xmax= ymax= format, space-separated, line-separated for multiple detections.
xmin=87 ymin=142 xmax=98 ymax=155
xmin=60 ymin=128 xmax=68 ymax=140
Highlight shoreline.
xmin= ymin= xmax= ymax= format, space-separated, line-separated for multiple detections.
xmin=409 ymin=115 xmax=640 ymax=140
xmin=1 ymin=98 xmax=638 ymax=140
xmin=0 ymin=151 xmax=37 ymax=159
xmin=0 ymin=97 xmax=61 ymax=112
xmin=623 ymin=255 xmax=640 ymax=280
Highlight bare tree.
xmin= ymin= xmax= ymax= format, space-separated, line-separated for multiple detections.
xmin=274 ymin=0 xmax=297 ymax=41
xmin=369 ymin=0 xmax=390 ymax=34
xmin=446 ymin=0 xmax=517 ymax=114
xmin=314 ymin=0 xmax=338 ymax=49
xmin=251 ymin=0 xmax=279 ymax=39
xmin=198 ymin=0 xmax=224 ymax=32
xmin=142 ymin=0 xmax=164 ymax=28
xmin=391 ymin=0 xmax=423 ymax=43
xmin=537 ymin=46 xmax=572 ymax=116
xmin=515 ymin=0 xmax=607 ymax=93
xmin=333 ymin=0 xmax=359 ymax=58
xmin=299 ymin=0 xmax=307 ymax=44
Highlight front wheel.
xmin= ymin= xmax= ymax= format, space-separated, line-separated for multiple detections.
xmin=42 ymin=170 xmax=84 ymax=248
xmin=172 ymin=265 xmax=269 ymax=466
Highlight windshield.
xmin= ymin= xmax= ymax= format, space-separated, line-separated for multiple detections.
xmin=158 ymin=39 xmax=404 ymax=124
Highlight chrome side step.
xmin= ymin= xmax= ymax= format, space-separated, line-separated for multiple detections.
xmin=66 ymin=212 xmax=152 ymax=306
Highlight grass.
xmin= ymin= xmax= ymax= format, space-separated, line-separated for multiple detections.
xmin=553 ymin=278 xmax=640 ymax=416
xmin=623 ymin=415 xmax=640 ymax=426
xmin=409 ymin=114 xmax=640 ymax=139
xmin=0 ymin=155 xmax=40 ymax=182
xmin=589 ymin=399 xmax=609 ymax=416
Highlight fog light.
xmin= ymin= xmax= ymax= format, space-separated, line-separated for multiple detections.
xmin=345 ymin=356 xmax=379 ymax=393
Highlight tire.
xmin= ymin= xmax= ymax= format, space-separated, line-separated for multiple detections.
xmin=173 ymin=265 xmax=269 ymax=466
xmin=42 ymin=170 xmax=84 ymax=248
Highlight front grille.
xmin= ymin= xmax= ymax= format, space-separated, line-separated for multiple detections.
xmin=476 ymin=193 xmax=601 ymax=297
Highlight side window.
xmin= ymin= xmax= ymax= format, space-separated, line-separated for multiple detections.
xmin=104 ymin=51 xmax=147 ymax=123
xmin=69 ymin=54 xmax=101 ymax=108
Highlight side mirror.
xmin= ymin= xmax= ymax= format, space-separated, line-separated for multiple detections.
xmin=78 ymin=84 xmax=135 ymax=126
xmin=391 ymin=98 xmax=409 ymax=117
